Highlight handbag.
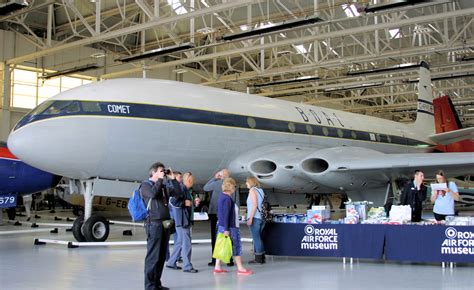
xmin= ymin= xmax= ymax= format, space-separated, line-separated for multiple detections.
xmin=212 ymin=233 xmax=233 ymax=263
xmin=162 ymin=219 xmax=176 ymax=235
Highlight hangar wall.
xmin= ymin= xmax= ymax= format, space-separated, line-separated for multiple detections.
xmin=0 ymin=29 xmax=201 ymax=142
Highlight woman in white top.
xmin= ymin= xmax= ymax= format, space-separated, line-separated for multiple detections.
xmin=431 ymin=170 xmax=460 ymax=221
xmin=246 ymin=177 xmax=266 ymax=264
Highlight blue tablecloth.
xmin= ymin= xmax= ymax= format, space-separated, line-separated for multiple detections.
xmin=385 ymin=225 xmax=474 ymax=263
xmin=262 ymin=223 xmax=386 ymax=259
xmin=262 ymin=223 xmax=474 ymax=263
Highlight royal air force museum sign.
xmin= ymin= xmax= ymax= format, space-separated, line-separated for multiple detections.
xmin=263 ymin=224 xmax=474 ymax=262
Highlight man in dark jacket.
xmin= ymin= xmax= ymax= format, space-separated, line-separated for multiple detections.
xmin=141 ymin=162 xmax=182 ymax=290
xmin=399 ymin=170 xmax=427 ymax=222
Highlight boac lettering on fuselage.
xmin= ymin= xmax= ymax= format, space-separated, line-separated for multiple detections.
xmin=294 ymin=106 xmax=344 ymax=127
xmin=107 ymin=104 xmax=131 ymax=114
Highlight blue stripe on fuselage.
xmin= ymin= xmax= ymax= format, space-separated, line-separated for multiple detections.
xmin=14 ymin=100 xmax=431 ymax=147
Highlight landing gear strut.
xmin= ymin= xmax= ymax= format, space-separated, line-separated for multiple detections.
xmin=74 ymin=179 xmax=110 ymax=242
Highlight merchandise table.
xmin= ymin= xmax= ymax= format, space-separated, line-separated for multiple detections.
xmin=262 ymin=223 xmax=474 ymax=263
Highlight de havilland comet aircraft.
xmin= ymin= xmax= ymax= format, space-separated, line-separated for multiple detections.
xmin=7 ymin=62 xmax=474 ymax=242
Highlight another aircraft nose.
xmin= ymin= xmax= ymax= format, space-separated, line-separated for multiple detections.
xmin=7 ymin=128 xmax=32 ymax=164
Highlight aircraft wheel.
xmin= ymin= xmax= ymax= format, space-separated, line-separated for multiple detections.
xmin=72 ymin=206 xmax=84 ymax=217
xmin=72 ymin=215 xmax=86 ymax=242
xmin=83 ymin=215 xmax=109 ymax=242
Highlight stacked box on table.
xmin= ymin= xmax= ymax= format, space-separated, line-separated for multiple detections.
xmin=346 ymin=203 xmax=368 ymax=221
xmin=307 ymin=206 xmax=330 ymax=224
xmin=345 ymin=205 xmax=360 ymax=224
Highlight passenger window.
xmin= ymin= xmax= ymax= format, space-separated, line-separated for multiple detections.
xmin=322 ymin=127 xmax=329 ymax=136
xmin=288 ymin=122 xmax=296 ymax=133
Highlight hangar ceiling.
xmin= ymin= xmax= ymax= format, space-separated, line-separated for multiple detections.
xmin=1 ymin=0 xmax=473 ymax=126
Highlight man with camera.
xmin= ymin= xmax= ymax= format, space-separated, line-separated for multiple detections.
xmin=141 ymin=162 xmax=182 ymax=290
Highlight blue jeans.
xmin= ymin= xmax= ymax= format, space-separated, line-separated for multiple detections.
xmin=249 ymin=218 xmax=265 ymax=255
xmin=218 ymin=226 xmax=242 ymax=256
xmin=166 ymin=226 xmax=193 ymax=271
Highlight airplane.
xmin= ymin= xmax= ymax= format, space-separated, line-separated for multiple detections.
xmin=7 ymin=61 xmax=474 ymax=242
xmin=432 ymin=95 xmax=474 ymax=152
xmin=0 ymin=141 xmax=61 ymax=220
xmin=452 ymin=175 xmax=474 ymax=207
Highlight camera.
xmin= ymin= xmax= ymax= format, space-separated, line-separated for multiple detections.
xmin=163 ymin=168 xmax=171 ymax=175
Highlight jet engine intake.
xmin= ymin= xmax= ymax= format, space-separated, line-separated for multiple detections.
xmin=301 ymin=158 xmax=329 ymax=174
xmin=300 ymin=147 xmax=386 ymax=190
xmin=250 ymin=160 xmax=277 ymax=178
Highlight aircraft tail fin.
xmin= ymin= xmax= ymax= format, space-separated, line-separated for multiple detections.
xmin=432 ymin=95 xmax=474 ymax=152
xmin=434 ymin=95 xmax=463 ymax=132
xmin=413 ymin=61 xmax=435 ymax=134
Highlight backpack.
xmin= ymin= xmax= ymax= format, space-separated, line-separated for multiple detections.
xmin=128 ymin=181 xmax=152 ymax=222
xmin=256 ymin=188 xmax=273 ymax=223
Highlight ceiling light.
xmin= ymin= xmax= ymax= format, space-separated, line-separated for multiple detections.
xmin=347 ymin=62 xmax=423 ymax=76
xmin=172 ymin=68 xmax=187 ymax=74
xmin=364 ymin=0 xmax=450 ymax=13
xmin=251 ymin=76 xmax=319 ymax=88
xmin=324 ymin=82 xmax=384 ymax=92
xmin=116 ymin=42 xmax=195 ymax=63
xmin=41 ymin=64 xmax=101 ymax=80
xmin=90 ymin=52 xmax=106 ymax=58
xmin=221 ymin=16 xmax=323 ymax=41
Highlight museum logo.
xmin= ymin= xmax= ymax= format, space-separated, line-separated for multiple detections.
xmin=440 ymin=227 xmax=474 ymax=255
xmin=300 ymin=225 xmax=338 ymax=250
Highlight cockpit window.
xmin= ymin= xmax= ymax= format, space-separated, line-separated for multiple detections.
xmin=41 ymin=100 xmax=80 ymax=115
xmin=81 ymin=101 xmax=102 ymax=112
xmin=28 ymin=101 xmax=54 ymax=117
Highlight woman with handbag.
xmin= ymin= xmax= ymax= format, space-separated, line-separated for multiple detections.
xmin=213 ymin=177 xmax=253 ymax=275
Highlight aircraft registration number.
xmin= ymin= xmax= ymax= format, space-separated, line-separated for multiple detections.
xmin=0 ymin=193 xmax=17 ymax=208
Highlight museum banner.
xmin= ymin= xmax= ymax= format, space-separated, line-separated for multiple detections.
xmin=263 ymin=223 xmax=386 ymax=259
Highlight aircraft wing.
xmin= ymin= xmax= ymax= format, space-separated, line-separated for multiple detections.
xmin=429 ymin=127 xmax=474 ymax=145
xmin=229 ymin=145 xmax=474 ymax=193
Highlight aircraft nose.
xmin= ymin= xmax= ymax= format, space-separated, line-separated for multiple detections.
xmin=7 ymin=128 xmax=32 ymax=163
xmin=8 ymin=120 xmax=103 ymax=180
xmin=8 ymin=125 xmax=60 ymax=176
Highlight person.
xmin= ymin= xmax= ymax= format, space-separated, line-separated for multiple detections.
xmin=399 ymin=170 xmax=427 ymax=222
xmin=431 ymin=170 xmax=460 ymax=221
xmin=245 ymin=177 xmax=266 ymax=264
xmin=213 ymin=177 xmax=253 ymax=275
xmin=141 ymin=162 xmax=182 ymax=290
xmin=45 ymin=189 xmax=56 ymax=213
xmin=166 ymin=171 xmax=182 ymax=262
xmin=204 ymin=168 xmax=238 ymax=267
xmin=166 ymin=172 xmax=198 ymax=273
xmin=23 ymin=194 xmax=33 ymax=221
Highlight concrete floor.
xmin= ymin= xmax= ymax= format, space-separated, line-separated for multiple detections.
xmin=0 ymin=210 xmax=473 ymax=290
